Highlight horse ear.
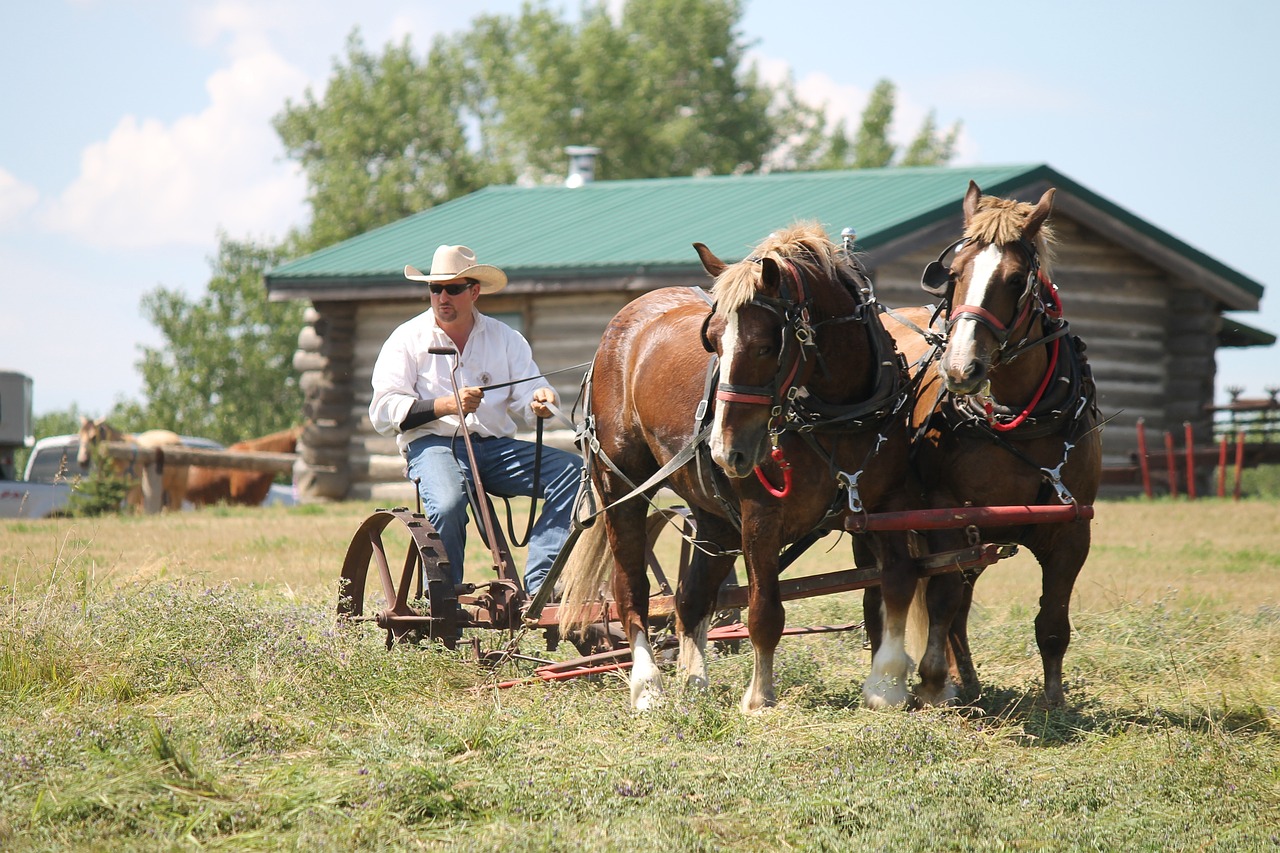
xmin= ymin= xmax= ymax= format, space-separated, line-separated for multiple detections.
xmin=80 ymin=416 xmax=90 ymax=427
xmin=693 ymin=242 xmax=726 ymax=277
xmin=962 ymin=180 xmax=982 ymax=224
xmin=760 ymin=257 xmax=783 ymax=293
xmin=1024 ymin=187 xmax=1056 ymax=241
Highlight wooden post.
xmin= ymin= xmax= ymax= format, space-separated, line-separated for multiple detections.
xmin=1183 ymin=422 xmax=1196 ymax=500
xmin=1164 ymin=431 xmax=1177 ymax=499
xmin=1233 ymin=430 xmax=1246 ymax=501
xmin=1136 ymin=417 xmax=1152 ymax=498
xmin=1217 ymin=433 xmax=1228 ymax=498
xmin=140 ymin=464 xmax=164 ymax=514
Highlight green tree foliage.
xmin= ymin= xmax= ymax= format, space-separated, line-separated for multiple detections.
xmin=795 ymin=79 xmax=960 ymax=171
xmin=464 ymin=0 xmax=784 ymax=182
xmin=133 ymin=235 xmax=303 ymax=446
xmin=274 ymin=31 xmax=501 ymax=253
xmin=64 ymin=441 xmax=128 ymax=517
xmin=276 ymin=0 xmax=801 ymax=247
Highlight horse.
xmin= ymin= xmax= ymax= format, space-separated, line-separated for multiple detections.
xmin=75 ymin=417 xmax=190 ymax=512
xmin=186 ymin=426 xmax=301 ymax=507
xmin=868 ymin=180 xmax=1102 ymax=708
xmin=561 ymin=222 xmax=924 ymax=712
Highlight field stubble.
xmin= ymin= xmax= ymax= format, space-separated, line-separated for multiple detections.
xmin=1 ymin=498 xmax=1277 ymax=850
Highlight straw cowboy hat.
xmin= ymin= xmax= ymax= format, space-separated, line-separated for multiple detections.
xmin=404 ymin=245 xmax=507 ymax=294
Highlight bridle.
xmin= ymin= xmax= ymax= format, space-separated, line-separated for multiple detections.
xmin=702 ymin=258 xmax=818 ymax=427
xmin=921 ymin=236 xmax=1064 ymax=362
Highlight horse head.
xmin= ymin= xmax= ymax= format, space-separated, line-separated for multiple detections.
xmin=76 ymin=417 xmax=122 ymax=469
xmin=701 ymin=225 xmax=839 ymax=478
xmin=932 ymin=181 xmax=1057 ymax=396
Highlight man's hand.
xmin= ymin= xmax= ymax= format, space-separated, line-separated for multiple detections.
xmin=439 ymin=387 xmax=483 ymax=417
xmin=530 ymin=387 xmax=557 ymax=419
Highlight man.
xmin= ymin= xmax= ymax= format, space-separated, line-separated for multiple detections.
xmin=368 ymin=245 xmax=582 ymax=596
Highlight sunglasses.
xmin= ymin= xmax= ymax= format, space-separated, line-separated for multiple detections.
xmin=428 ymin=280 xmax=477 ymax=296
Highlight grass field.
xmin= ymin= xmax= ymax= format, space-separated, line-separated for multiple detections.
xmin=2 ymin=499 xmax=1277 ymax=850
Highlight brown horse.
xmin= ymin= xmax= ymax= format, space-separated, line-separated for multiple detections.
xmin=561 ymin=223 xmax=922 ymax=712
xmin=186 ymin=426 xmax=301 ymax=507
xmin=76 ymin=417 xmax=190 ymax=512
xmin=869 ymin=181 xmax=1102 ymax=707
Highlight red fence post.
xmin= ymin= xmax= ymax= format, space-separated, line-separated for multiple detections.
xmin=1136 ymin=417 xmax=1152 ymax=499
xmin=1164 ymin=431 xmax=1178 ymax=499
xmin=1184 ymin=422 xmax=1196 ymax=500
xmin=1217 ymin=433 xmax=1229 ymax=498
xmin=1233 ymin=430 xmax=1246 ymax=501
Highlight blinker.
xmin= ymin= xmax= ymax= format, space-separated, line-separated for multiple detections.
xmin=920 ymin=238 xmax=966 ymax=298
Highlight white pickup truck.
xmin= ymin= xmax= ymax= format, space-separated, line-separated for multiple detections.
xmin=0 ymin=435 xmax=83 ymax=518
xmin=0 ymin=434 xmax=238 ymax=519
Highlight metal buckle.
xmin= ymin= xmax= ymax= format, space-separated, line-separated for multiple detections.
xmin=838 ymin=470 xmax=864 ymax=514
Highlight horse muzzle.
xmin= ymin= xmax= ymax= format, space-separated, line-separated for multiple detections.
xmin=709 ymin=421 xmax=769 ymax=478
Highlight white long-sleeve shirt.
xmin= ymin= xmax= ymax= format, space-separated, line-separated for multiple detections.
xmin=368 ymin=308 xmax=550 ymax=454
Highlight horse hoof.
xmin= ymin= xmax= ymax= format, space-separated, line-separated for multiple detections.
xmin=914 ymin=681 xmax=958 ymax=708
xmin=863 ymin=681 xmax=909 ymax=709
xmin=631 ymin=683 xmax=664 ymax=712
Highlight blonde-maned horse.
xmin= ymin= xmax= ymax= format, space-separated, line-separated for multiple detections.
xmin=76 ymin=417 xmax=190 ymax=512
xmin=868 ymin=181 xmax=1102 ymax=708
xmin=560 ymin=223 xmax=921 ymax=713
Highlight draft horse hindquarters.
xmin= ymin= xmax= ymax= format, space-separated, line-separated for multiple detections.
xmin=562 ymin=223 xmax=924 ymax=712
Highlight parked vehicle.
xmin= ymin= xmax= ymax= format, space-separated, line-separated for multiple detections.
xmin=1 ymin=434 xmax=236 ymax=518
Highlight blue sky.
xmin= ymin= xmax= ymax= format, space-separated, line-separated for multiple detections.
xmin=1 ymin=0 xmax=1276 ymax=416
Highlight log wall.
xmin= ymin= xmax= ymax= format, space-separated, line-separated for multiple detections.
xmin=291 ymin=213 xmax=1226 ymax=502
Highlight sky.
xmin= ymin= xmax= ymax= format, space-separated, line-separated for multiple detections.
xmin=1 ymin=0 xmax=1277 ymax=417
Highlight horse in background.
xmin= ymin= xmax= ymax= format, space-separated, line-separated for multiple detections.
xmin=561 ymin=223 xmax=923 ymax=712
xmin=76 ymin=417 xmax=190 ymax=512
xmin=186 ymin=426 xmax=302 ymax=507
xmin=872 ymin=180 xmax=1102 ymax=707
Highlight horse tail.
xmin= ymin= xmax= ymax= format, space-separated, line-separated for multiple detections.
xmin=904 ymin=579 xmax=930 ymax=667
xmin=556 ymin=507 xmax=614 ymax=636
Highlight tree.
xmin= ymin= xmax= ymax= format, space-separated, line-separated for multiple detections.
xmin=792 ymin=79 xmax=961 ymax=171
xmin=464 ymin=0 xmax=785 ymax=182
xmin=133 ymin=235 xmax=304 ymax=445
xmin=276 ymin=0 xmax=798 ymax=248
xmin=274 ymin=31 xmax=501 ymax=253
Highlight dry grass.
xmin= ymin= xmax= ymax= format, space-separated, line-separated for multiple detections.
xmin=1 ymin=498 xmax=1277 ymax=850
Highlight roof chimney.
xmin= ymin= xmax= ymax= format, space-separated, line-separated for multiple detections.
xmin=564 ymin=145 xmax=601 ymax=188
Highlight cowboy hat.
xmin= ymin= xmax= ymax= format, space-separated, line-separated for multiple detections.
xmin=404 ymin=245 xmax=507 ymax=294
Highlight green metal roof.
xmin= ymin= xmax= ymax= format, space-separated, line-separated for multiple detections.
xmin=266 ymin=163 xmax=1264 ymax=305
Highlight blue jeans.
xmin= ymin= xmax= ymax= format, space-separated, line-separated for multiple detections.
xmin=405 ymin=434 xmax=582 ymax=595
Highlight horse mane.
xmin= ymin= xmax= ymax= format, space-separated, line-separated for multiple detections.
xmin=964 ymin=195 xmax=1057 ymax=272
xmin=711 ymin=221 xmax=841 ymax=315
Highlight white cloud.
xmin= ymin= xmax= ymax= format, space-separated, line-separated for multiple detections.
xmin=39 ymin=46 xmax=309 ymax=250
xmin=0 ymin=168 xmax=40 ymax=227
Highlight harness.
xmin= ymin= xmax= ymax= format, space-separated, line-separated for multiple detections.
xmin=919 ymin=235 xmax=1100 ymax=505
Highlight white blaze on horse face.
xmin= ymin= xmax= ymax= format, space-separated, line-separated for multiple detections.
xmin=629 ymin=628 xmax=664 ymax=711
xmin=708 ymin=309 xmax=741 ymax=468
xmin=943 ymin=243 xmax=1003 ymax=387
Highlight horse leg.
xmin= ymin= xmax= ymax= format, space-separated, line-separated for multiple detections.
xmin=914 ymin=571 xmax=967 ymax=706
xmin=1030 ymin=525 xmax=1091 ymax=708
xmin=856 ymin=538 xmax=883 ymax=658
xmin=605 ymin=499 xmax=664 ymax=711
xmin=739 ymin=517 xmax=784 ymax=713
xmin=946 ymin=569 xmax=982 ymax=699
xmin=863 ymin=532 xmax=918 ymax=709
xmin=674 ymin=511 xmax=737 ymax=692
